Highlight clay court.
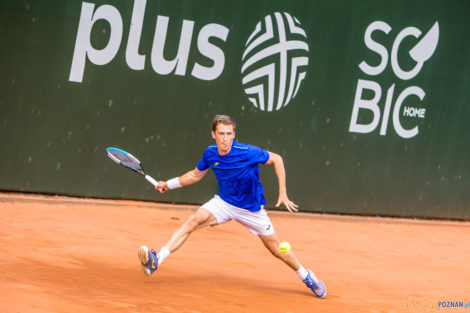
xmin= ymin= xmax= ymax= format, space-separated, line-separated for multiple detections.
xmin=1 ymin=192 xmax=469 ymax=313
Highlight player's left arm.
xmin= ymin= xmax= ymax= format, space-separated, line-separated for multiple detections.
xmin=265 ymin=152 xmax=299 ymax=212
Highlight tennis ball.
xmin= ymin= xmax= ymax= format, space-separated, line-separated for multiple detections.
xmin=279 ymin=241 xmax=291 ymax=253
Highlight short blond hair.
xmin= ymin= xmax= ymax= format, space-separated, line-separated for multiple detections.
xmin=212 ymin=115 xmax=236 ymax=132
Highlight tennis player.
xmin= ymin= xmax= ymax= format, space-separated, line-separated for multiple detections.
xmin=138 ymin=115 xmax=326 ymax=298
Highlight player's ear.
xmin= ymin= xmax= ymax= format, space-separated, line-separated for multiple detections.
xmin=211 ymin=130 xmax=216 ymax=139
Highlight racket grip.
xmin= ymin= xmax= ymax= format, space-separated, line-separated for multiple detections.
xmin=145 ymin=175 xmax=158 ymax=186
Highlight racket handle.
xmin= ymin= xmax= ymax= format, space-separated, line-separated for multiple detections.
xmin=145 ymin=175 xmax=158 ymax=186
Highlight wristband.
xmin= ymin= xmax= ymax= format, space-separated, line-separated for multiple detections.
xmin=166 ymin=177 xmax=182 ymax=190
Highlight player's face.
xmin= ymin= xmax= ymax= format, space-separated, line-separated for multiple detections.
xmin=212 ymin=124 xmax=235 ymax=155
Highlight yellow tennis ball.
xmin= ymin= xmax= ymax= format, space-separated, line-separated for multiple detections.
xmin=279 ymin=241 xmax=291 ymax=253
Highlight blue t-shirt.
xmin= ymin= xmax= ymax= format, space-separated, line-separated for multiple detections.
xmin=196 ymin=140 xmax=270 ymax=212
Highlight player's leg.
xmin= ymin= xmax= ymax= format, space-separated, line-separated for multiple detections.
xmin=139 ymin=195 xmax=233 ymax=276
xmin=165 ymin=207 xmax=218 ymax=253
xmin=258 ymin=232 xmax=326 ymax=298
xmin=258 ymin=231 xmax=301 ymax=270
xmin=230 ymin=205 xmax=302 ymax=270
xmin=138 ymin=207 xmax=217 ymax=276
xmin=232 ymin=205 xmax=327 ymax=298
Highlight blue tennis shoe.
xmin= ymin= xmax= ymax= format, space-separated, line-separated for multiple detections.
xmin=303 ymin=269 xmax=326 ymax=298
xmin=138 ymin=245 xmax=159 ymax=276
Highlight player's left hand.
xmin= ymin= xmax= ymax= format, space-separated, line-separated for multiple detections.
xmin=276 ymin=193 xmax=299 ymax=212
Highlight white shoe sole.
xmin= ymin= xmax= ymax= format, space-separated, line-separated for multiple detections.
xmin=138 ymin=245 xmax=151 ymax=276
xmin=316 ymin=282 xmax=327 ymax=299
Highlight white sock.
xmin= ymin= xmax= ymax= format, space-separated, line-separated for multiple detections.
xmin=297 ymin=266 xmax=309 ymax=281
xmin=157 ymin=246 xmax=170 ymax=266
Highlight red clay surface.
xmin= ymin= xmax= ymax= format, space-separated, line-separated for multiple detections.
xmin=1 ymin=192 xmax=469 ymax=313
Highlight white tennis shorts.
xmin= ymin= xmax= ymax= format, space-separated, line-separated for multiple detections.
xmin=201 ymin=195 xmax=275 ymax=236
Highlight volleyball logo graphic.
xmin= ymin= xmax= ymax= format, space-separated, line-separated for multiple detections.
xmin=241 ymin=12 xmax=309 ymax=112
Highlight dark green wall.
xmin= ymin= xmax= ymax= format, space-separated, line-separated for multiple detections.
xmin=1 ymin=0 xmax=469 ymax=219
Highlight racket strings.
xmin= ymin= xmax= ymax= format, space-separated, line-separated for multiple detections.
xmin=108 ymin=151 xmax=143 ymax=171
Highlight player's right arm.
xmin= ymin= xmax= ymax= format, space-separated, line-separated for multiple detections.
xmin=156 ymin=167 xmax=208 ymax=193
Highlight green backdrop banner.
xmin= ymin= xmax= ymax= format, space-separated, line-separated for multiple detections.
xmin=1 ymin=0 xmax=469 ymax=219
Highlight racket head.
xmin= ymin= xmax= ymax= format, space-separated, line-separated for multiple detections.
xmin=106 ymin=147 xmax=145 ymax=175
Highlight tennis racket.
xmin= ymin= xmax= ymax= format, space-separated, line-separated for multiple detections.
xmin=106 ymin=147 xmax=158 ymax=187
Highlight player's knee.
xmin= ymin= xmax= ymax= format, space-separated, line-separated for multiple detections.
xmin=184 ymin=214 xmax=202 ymax=231
xmin=270 ymin=248 xmax=285 ymax=260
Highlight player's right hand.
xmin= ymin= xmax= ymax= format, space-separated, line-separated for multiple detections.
xmin=155 ymin=181 xmax=169 ymax=193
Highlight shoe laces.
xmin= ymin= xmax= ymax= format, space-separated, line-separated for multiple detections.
xmin=304 ymin=273 xmax=319 ymax=290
